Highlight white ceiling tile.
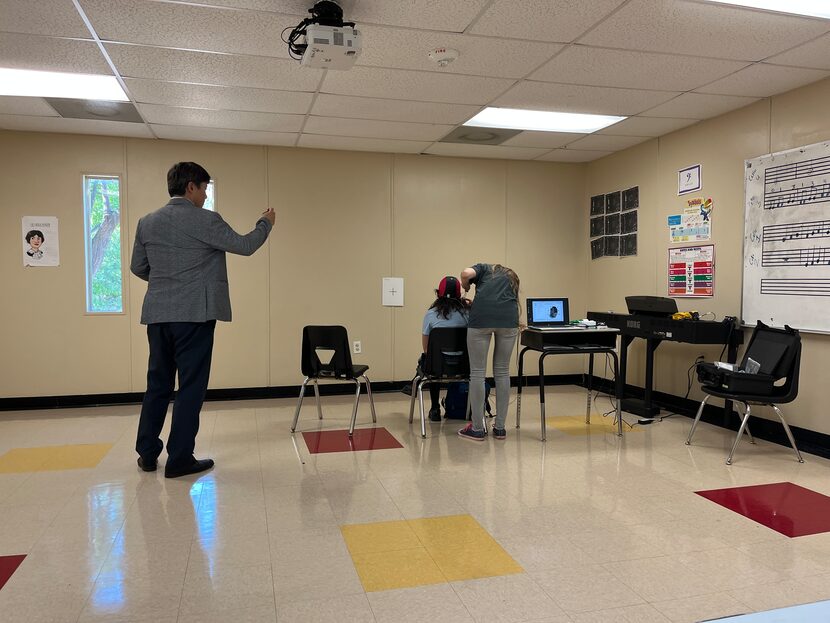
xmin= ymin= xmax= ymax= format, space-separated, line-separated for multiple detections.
xmin=321 ymin=66 xmax=514 ymax=105
xmin=311 ymin=94 xmax=479 ymax=125
xmin=0 ymin=114 xmax=152 ymax=137
xmin=471 ymin=0 xmax=627 ymax=43
xmin=3 ymin=0 xmax=826 ymax=162
xmin=303 ymin=116 xmax=453 ymax=142
xmin=494 ymin=81 xmax=679 ymax=116
xmin=768 ymin=34 xmax=830 ymax=70
xmin=0 ymin=0 xmax=90 ymax=38
xmin=124 ymin=79 xmax=313 ymax=114
xmin=162 ymin=0 xmax=490 ymax=30
xmin=642 ymin=92 xmax=760 ymax=119
xmin=0 ymin=97 xmax=58 ymax=116
xmin=536 ymin=149 xmax=612 ymax=162
xmin=0 ymin=33 xmax=111 ymax=74
xmin=152 ymin=124 xmax=297 ymax=146
xmin=137 ymin=104 xmax=304 ymax=132
xmin=501 ymin=131 xmax=586 ymax=149
xmin=596 ymin=116 xmax=698 ymax=137
xmin=80 ymin=0 xmax=296 ymax=59
xmin=580 ymin=0 xmax=829 ymax=62
xmin=565 ymin=134 xmax=650 ymax=151
xmin=355 ymin=25 xmax=562 ymax=79
xmin=695 ymin=63 xmax=830 ymax=98
xmin=104 ymin=43 xmax=323 ymax=91
xmin=424 ymin=143 xmax=550 ymax=160
xmin=181 ymin=1 xmax=308 ymax=14
xmin=530 ymin=45 xmax=749 ymax=91
xmin=298 ymin=134 xmax=431 ymax=154
xmin=346 ymin=0 xmax=491 ymax=31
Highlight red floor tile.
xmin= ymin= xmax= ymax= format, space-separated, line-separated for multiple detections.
xmin=0 ymin=555 xmax=26 ymax=591
xmin=696 ymin=482 xmax=830 ymax=538
xmin=302 ymin=428 xmax=403 ymax=454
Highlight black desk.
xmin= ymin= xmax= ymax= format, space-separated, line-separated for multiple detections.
xmin=517 ymin=327 xmax=622 ymax=441
xmin=587 ymin=312 xmax=742 ymax=421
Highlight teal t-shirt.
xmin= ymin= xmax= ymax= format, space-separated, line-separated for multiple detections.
xmin=467 ymin=263 xmax=519 ymax=328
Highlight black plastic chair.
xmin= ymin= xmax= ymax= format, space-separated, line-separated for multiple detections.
xmin=408 ymin=327 xmax=470 ymax=439
xmin=686 ymin=321 xmax=803 ymax=464
xmin=291 ymin=325 xmax=376 ymax=436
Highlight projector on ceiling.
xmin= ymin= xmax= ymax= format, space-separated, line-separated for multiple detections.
xmin=285 ymin=1 xmax=362 ymax=70
xmin=300 ymin=23 xmax=361 ymax=70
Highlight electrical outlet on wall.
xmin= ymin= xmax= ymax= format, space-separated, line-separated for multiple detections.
xmin=353 ymin=340 xmax=361 ymax=354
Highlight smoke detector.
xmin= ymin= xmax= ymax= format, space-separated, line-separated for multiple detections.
xmin=428 ymin=47 xmax=459 ymax=68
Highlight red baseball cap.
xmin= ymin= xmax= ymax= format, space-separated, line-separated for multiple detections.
xmin=437 ymin=276 xmax=461 ymax=299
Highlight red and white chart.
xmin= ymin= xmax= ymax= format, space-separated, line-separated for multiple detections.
xmin=669 ymin=245 xmax=714 ymax=297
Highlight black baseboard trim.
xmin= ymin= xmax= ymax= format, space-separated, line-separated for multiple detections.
xmin=0 ymin=374 xmax=584 ymax=412
xmin=5 ymin=374 xmax=827 ymax=460
xmin=582 ymin=376 xmax=830 ymax=461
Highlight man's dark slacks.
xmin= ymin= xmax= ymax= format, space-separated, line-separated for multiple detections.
xmin=136 ymin=320 xmax=216 ymax=468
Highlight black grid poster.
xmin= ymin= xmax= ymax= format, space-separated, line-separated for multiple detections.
xmin=590 ymin=187 xmax=638 ymax=259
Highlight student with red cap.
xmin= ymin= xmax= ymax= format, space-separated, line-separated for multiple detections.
xmin=419 ymin=276 xmax=469 ymax=421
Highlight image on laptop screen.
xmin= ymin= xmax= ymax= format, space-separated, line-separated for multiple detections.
xmin=527 ymin=298 xmax=569 ymax=327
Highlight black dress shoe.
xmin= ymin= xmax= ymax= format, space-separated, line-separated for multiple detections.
xmin=428 ymin=407 xmax=442 ymax=422
xmin=164 ymin=457 xmax=214 ymax=479
xmin=137 ymin=456 xmax=157 ymax=472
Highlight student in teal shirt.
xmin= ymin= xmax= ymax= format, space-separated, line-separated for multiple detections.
xmin=458 ymin=263 xmax=520 ymax=441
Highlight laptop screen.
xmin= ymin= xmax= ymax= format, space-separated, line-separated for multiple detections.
xmin=526 ymin=298 xmax=569 ymax=326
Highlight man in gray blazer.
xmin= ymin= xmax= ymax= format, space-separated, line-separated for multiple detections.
xmin=131 ymin=161 xmax=275 ymax=478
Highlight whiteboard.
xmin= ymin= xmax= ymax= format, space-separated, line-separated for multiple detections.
xmin=743 ymin=140 xmax=830 ymax=334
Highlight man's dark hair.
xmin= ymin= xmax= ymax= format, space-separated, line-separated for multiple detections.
xmin=25 ymin=229 xmax=45 ymax=243
xmin=167 ymin=162 xmax=211 ymax=197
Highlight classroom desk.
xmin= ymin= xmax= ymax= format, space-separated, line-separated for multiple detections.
xmin=516 ymin=327 xmax=622 ymax=441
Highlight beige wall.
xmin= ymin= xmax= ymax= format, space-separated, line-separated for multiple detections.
xmin=0 ymin=133 xmax=586 ymax=397
xmin=3 ymin=73 xmax=830 ymax=438
xmin=587 ymin=77 xmax=830 ymax=436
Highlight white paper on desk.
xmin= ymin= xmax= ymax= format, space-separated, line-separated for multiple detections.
xmin=382 ymin=277 xmax=404 ymax=307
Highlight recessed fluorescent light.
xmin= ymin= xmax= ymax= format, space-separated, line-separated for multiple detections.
xmin=0 ymin=68 xmax=129 ymax=101
xmin=463 ymin=107 xmax=625 ymax=133
xmin=704 ymin=0 xmax=830 ymax=19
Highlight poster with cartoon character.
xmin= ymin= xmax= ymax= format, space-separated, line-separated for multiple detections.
xmin=22 ymin=216 xmax=60 ymax=266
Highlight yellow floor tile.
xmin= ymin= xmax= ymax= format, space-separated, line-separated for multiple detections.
xmin=341 ymin=520 xmax=422 ymax=555
xmin=546 ymin=415 xmax=642 ymax=436
xmin=428 ymin=540 xmax=524 ymax=582
xmin=351 ymin=548 xmax=446 ymax=592
xmin=341 ymin=514 xmax=524 ymax=591
xmin=0 ymin=443 xmax=114 ymax=473
xmin=407 ymin=514 xmax=488 ymax=549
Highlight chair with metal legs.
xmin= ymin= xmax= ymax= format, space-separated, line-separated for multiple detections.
xmin=408 ymin=327 xmax=470 ymax=439
xmin=686 ymin=321 xmax=803 ymax=465
xmin=291 ymin=325 xmax=376 ymax=436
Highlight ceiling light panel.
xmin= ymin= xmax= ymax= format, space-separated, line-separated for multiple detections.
xmin=0 ymin=68 xmax=129 ymax=101
xmin=464 ymin=108 xmax=625 ymax=133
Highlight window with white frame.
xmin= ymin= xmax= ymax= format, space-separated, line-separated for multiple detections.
xmin=204 ymin=180 xmax=215 ymax=211
xmin=83 ymin=175 xmax=123 ymax=313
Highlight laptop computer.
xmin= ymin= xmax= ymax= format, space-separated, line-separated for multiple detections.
xmin=526 ymin=297 xmax=576 ymax=331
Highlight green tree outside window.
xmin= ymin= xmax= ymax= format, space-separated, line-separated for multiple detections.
xmin=84 ymin=176 xmax=122 ymax=313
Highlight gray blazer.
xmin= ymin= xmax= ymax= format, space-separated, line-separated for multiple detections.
xmin=131 ymin=197 xmax=272 ymax=324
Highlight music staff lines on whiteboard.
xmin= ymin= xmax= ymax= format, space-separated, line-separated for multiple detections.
xmin=762 ymin=219 xmax=830 ymax=243
xmin=764 ymin=154 xmax=830 ymax=184
xmin=763 ymin=180 xmax=830 ymax=210
xmin=761 ymin=246 xmax=830 ymax=267
xmin=761 ymin=279 xmax=830 ymax=297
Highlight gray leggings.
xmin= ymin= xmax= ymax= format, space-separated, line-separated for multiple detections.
xmin=467 ymin=327 xmax=519 ymax=432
